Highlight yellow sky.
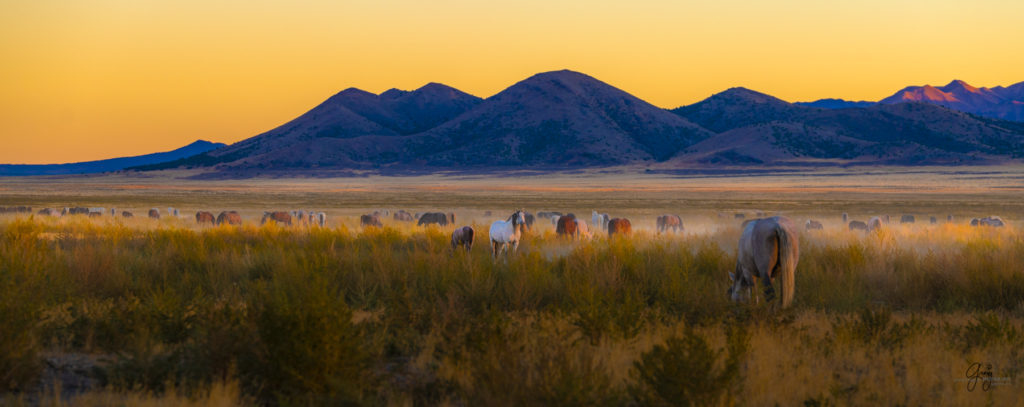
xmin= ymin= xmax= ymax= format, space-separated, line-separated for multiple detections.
xmin=2 ymin=0 xmax=1023 ymax=164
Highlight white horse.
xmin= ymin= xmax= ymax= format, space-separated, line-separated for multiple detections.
xmin=729 ymin=216 xmax=800 ymax=308
xmin=489 ymin=210 xmax=527 ymax=259
xmin=317 ymin=212 xmax=327 ymax=227
xmin=592 ymin=211 xmax=603 ymax=231
xmin=867 ymin=216 xmax=883 ymax=232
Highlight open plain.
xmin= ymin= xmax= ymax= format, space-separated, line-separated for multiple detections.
xmin=1 ymin=167 xmax=1023 ymax=406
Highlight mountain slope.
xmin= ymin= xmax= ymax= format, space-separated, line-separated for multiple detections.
xmin=404 ymin=70 xmax=713 ymax=166
xmin=191 ymin=70 xmax=713 ymax=172
xmin=195 ymin=83 xmax=483 ymax=170
xmin=670 ymin=92 xmax=1024 ymax=166
xmin=0 ymin=140 xmax=225 ymax=176
xmin=671 ymin=87 xmax=813 ymax=132
xmin=142 ymin=72 xmax=1024 ymax=175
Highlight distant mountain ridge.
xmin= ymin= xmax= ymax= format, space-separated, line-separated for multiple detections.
xmin=133 ymin=71 xmax=1024 ymax=176
xmin=798 ymin=79 xmax=1024 ymax=121
xmin=0 ymin=140 xmax=225 ymax=176
xmin=673 ymin=88 xmax=1024 ymax=166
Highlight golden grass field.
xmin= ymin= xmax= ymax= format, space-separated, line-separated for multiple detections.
xmin=1 ymin=167 xmax=1023 ymax=406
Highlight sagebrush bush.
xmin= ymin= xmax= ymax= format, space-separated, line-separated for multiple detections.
xmin=630 ymin=325 xmax=749 ymax=407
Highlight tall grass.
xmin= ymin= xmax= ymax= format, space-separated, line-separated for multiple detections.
xmin=0 ymin=215 xmax=1022 ymax=405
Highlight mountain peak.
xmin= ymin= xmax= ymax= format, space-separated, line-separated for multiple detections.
xmin=943 ymin=79 xmax=980 ymax=93
xmin=415 ymin=82 xmax=456 ymax=92
xmin=379 ymin=88 xmax=409 ymax=99
xmin=718 ymin=87 xmax=780 ymax=101
xmin=335 ymin=87 xmax=377 ymax=98
xmin=521 ymin=69 xmax=597 ymax=85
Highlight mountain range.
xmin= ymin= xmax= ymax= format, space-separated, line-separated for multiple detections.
xmin=12 ymin=71 xmax=1024 ymax=176
xmin=798 ymin=79 xmax=1024 ymax=121
xmin=0 ymin=140 xmax=225 ymax=176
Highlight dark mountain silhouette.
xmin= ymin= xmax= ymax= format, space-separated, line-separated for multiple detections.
xmin=671 ymin=87 xmax=808 ymax=133
xmin=0 ymin=140 xmax=225 ymax=176
xmin=141 ymin=72 xmax=1024 ymax=176
xmin=403 ymin=70 xmax=713 ymax=166
xmin=175 ymin=82 xmax=482 ymax=171
xmin=166 ymin=70 xmax=712 ymax=173
xmin=671 ymin=88 xmax=1024 ymax=165
xmin=795 ymin=98 xmax=874 ymax=109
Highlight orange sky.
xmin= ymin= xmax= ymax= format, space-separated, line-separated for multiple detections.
xmin=2 ymin=0 xmax=1023 ymax=164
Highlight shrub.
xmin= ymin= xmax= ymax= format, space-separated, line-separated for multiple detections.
xmin=630 ymin=325 xmax=749 ymax=407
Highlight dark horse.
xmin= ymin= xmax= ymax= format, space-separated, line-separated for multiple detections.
xmin=451 ymin=226 xmax=474 ymax=251
xmin=418 ymin=212 xmax=449 ymax=226
xmin=361 ymin=213 xmax=384 ymax=227
xmin=848 ymin=220 xmax=868 ymax=231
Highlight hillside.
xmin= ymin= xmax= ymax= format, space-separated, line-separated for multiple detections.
xmin=0 ymin=140 xmax=225 ymax=176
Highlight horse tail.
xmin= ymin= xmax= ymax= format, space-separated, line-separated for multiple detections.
xmin=775 ymin=222 xmax=798 ymax=308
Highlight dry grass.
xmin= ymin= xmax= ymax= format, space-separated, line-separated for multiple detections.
xmin=1 ymin=171 xmax=1023 ymax=405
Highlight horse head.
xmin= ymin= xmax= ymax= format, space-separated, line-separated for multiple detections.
xmin=511 ymin=209 xmax=526 ymax=226
xmin=728 ymin=264 xmax=753 ymax=303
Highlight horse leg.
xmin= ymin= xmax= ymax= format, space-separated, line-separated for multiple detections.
xmin=491 ymin=240 xmax=499 ymax=259
xmin=755 ymin=239 xmax=780 ymax=303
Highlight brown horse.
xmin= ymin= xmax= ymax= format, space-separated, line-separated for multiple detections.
xmin=556 ymin=214 xmax=578 ymax=237
xmin=656 ymin=214 xmax=683 ymax=233
xmin=608 ymin=218 xmax=632 ymax=237
xmin=729 ymin=216 xmax=799 ymax=308
xmin=148 ymin=208 xmax=161 ymax=219
xmin=900 ymin=215 xmax=915 ymax=224
xmin=261 ymin=211 xmax=292 ymax=226
xmin=217 ymin=211 xmax=242 ymax=226
xmin=361 ymin=214 xmax=384 ymax=227
xmin=451 ymin=226 xmax=474 ymax=251
xmin=805 ymin=220 xmax=823 ymax=230
xmin=122 ymin=211 xmax=133 ymax=218
xmin=195 ymin=211 xmax=215 ymax=225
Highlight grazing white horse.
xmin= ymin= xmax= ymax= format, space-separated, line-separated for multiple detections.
xmin=489 ymin=210 xmax=527 ymax=259
xmin=729 ymin=216 xmax=800 ymax=308
xmin=867 ymin=216 xmax=883 ymax=232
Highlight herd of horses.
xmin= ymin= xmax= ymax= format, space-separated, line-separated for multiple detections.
xmin=799 ymin=212 xmax=1007 ymax=233
xmin=8 ymin=205 xmax=1013 ymax=309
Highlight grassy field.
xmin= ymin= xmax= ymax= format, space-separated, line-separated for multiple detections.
xmin=1 ymin=169 xmax=1023 ymax=406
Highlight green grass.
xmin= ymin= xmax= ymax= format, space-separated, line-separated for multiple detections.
xmin=1 ymin=214 xmax=1023 ymax=405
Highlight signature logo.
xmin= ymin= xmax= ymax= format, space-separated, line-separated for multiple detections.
xmin=965 ymin=362 xmax=993 ymax=392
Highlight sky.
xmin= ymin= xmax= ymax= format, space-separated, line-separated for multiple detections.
xmin=2 ymin=0 xmax=1023 ymax=164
